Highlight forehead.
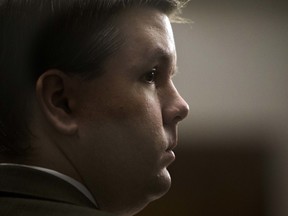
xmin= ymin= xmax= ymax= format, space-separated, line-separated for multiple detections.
xmin=109 ymin=8 xmax=176 ymax=68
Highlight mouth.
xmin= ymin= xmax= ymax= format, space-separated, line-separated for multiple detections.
xmin=166 ymin=140 xmax=177 ymax=152
xmin=164 ymin=140 xmax=177 ymax=166
xmin=166 ymin=128 xmax=178 ymax=152
xmin=164 ymin=132 xmax=178 ymax=165
xmin=164 ymin=149 xmax=176 ymax=167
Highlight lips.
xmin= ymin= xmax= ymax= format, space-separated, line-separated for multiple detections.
xmin=166 ymin=141 xmax=177 ymax=151
xmin=164 ymin=148 xmax=176 ymax=166
xmin=166 ymin=133 xmax=178 ymax=151
xmin=165 ymin=127 xmax=178 ymax=151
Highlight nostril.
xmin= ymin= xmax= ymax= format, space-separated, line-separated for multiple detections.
xmin=175 ymin=110 xmax=188 ymax=123
xmin=174 ymin=115 xmax=183 ymax=124
xmin=169 ymin=104 xmax=189 ymax=124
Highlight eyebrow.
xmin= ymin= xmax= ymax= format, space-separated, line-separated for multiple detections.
xmin=149 ymin=46 xmax=173 ymax=62
xmin=148 ymin=46 xmax=178 ymax=75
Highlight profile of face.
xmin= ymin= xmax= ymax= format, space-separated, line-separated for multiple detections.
xmin=60 ymin=8 xmax=189 ymax=216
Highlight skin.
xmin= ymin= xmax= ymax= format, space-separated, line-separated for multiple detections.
xmin=27 ymin=8 xmax=189 ymax=216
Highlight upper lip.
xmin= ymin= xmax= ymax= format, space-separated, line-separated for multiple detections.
xmin=167 ymin=139 xmax=177 ymax=151
xmin=166 ymin=128 xmax=178 ymax=151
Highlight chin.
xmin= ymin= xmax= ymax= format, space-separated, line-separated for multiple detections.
xmin=127 ymin=169 xmax=172 ymax=216
xmin=99 ymin=169 xmax=172 ymax=216
xmin=146 ymin=168 xmax=172 ymax=201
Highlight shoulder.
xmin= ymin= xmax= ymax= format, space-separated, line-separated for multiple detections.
xmin=0 ymin=164 xmax=115 ymax=216
xmin=0 ymin=197 xmax=114 ymax=216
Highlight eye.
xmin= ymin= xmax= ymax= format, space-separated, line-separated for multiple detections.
xmin=144 ymin=68 xmax=157 ymax=84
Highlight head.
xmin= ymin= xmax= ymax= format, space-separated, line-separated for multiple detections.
xmin=0 ymin=0 xmax=189 ymax=215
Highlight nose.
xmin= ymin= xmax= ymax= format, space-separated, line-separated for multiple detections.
xmin=162 ymin=82 xmax=189 ymax=125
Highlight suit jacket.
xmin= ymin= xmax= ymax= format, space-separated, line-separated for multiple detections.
xmin=0 ymin=165 xmax=114 ymax=216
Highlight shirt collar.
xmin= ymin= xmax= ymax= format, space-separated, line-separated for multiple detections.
xmin=0 ymin=163 xmax=98 ymax=208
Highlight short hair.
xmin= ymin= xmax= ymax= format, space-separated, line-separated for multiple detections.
xmin=0 ymin=0 xmax=188 ymax=154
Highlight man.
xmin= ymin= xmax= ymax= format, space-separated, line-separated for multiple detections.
xmin=0 ymin=0 xmax=189 ymax=215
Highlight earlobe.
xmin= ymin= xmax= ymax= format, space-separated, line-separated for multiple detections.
xmin=35 ymin=70 xmax=78 ymax=135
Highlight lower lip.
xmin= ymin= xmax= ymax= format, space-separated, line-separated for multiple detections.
xmin=165 ymin=150 xmax=176 ymax=164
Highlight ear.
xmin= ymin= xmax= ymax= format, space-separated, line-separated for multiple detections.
xmin=35 ymin=70 xmax=78 ymax=135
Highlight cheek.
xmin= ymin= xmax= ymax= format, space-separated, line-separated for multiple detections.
xmin=76 ymin=86 xmax=165 ymax=163
xmin=74 ymin=92 xmax=169 ymax=198
xmin=79 ymin=90 xmax=162 ymax=128
xmin=78 ymin=92 xmax=165 ymax=159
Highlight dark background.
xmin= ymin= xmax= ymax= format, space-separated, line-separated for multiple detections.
xmin=137 ymin=131 xmax=271 ymax=216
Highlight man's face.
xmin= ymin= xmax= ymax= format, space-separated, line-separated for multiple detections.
xmin=68 ymin=8 xmax=189 ymax=215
